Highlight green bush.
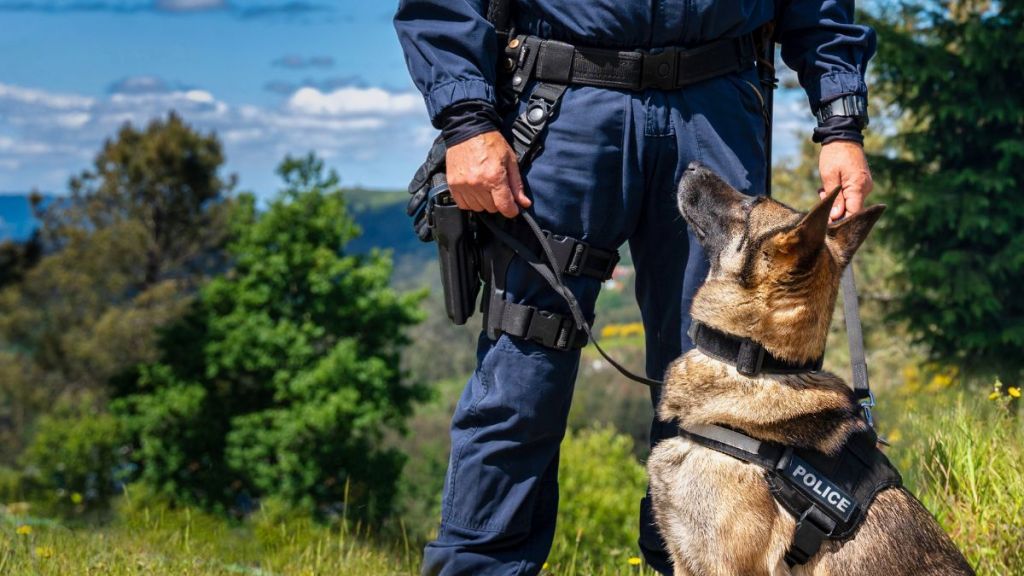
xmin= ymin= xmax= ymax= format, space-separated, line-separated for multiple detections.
xmin=548 ymin=426 xmax=647 ymax=573
xmin=113 ymin=154 xmax=427 ymax=522
xmin=19 ymin=404 xmax=123 ymax=513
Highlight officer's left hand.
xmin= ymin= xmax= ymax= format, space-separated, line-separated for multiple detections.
xmin=818 ymin=140 xmax=874 ymax=222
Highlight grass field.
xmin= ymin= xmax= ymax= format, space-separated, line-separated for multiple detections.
xmin=2 ymin=389 xmax=1021 ymax=575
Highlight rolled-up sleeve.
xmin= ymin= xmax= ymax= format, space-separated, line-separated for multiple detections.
xmin=776 ymin=0 xmax=877 ymax=112
xmin=394 ymin=0 xmax=498 ymax=127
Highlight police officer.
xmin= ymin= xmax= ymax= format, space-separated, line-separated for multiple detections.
xmin=394 ymin=1 xmax=875 ymax=574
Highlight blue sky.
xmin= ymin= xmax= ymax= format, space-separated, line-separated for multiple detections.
xmin=0 ymin=0 xmax=813 ymax=196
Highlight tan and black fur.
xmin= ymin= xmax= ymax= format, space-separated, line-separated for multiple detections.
xmin=647 ymin=162 xmax=973 ymax=575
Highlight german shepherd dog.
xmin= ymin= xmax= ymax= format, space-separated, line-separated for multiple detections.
xmin=647 ymin=162 xmax=974 ymax=575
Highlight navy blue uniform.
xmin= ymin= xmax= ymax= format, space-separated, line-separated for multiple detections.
xmin=395 ymin=2 xmax=875 ymax=575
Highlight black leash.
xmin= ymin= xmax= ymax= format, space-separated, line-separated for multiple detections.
xmin=840 ymin=265 xmax=878 ymax=430
xmin=478 ymin=212 xmax=664 ymax=387
xmin=479 ymin=210 xmax=878 ymax=417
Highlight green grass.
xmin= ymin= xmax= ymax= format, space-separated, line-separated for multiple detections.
xmin=2 ymin=391 xmax=1019 ymax=574
xmin=880 ymin=390 xmax=1024 ymax=575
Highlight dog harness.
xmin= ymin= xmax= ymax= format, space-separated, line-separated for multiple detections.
xmin=678 ymin=423 xmax=902 ymax=566
xmin=679 ymin=272 xmax=902 ymax=566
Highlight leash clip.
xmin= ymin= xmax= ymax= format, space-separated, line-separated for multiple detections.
xmin=858 ymin=391 xmax=889 ymax=445
xmin=859 ymin=390 xmax=876 ymax=429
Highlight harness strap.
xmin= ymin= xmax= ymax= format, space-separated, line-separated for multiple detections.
xmin=677 ymin=424 xmax=784 ymax=469
xmin=689 ymin=321 xmax=824 ymax=377
xmin=785 ymin=506 xmax=836 ymax=567
xmin=677 ymin=424 xmax=847 ymax=566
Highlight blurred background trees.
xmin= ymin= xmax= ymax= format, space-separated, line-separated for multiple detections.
xmin=867 ymin=0 xmax=1024 ymax=391
xmin=0 ymin=115 xmax=233 ymax=464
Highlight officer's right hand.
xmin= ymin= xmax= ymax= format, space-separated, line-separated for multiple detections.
xmin=446 ymin=131 xmax=531 ymax=218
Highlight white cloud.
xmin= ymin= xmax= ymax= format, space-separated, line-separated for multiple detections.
xmin=286 ymin=86 xmax=422 ymax=116
xmin=0 ymin=80 xmax=435 ymax=193
xmin=0 ymin=84 xmax=93 ymax=110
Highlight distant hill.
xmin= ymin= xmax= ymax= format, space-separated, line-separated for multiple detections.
xmin=0 ymin=194 xmax=47 ymax=242
xmin=0 ymin=189 xmax=434 ymax=281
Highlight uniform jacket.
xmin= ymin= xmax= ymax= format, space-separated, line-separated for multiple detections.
xmin=394 ymin=0 xmax=876 ymax=127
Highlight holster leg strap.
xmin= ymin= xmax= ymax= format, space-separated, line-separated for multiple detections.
xmin=486 ymin=297 xmax=588 ymax=351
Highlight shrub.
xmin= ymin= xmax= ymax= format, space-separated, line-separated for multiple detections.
xmin=113 ymin=154 xmax=426 ymax=522
xmin=548 ymin=426 xmax=647 ymax=572
xmin=19 ymin=404 xmax=124 ymax=514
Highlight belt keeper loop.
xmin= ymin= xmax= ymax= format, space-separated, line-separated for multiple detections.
xmin=568 ymin=243 xmax=586 ymax=275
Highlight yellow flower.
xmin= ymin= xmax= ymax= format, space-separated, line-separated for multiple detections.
xmin=16 ymin=524 xmax=32 ymax=536
xmin=71 ymin=492 xmax=84 ymax=504
xmin=35 ymin=546 xmax=54 ymax=559
xmin=628 ymin=556 xmax=642 ymax=566
xmin=542 ymin=562 xmax=550 ymax=570
xmin=1009 ymin=387 xmax=1021 ymax=399
xmin=988 ymin=391 xmax=1000 ymax=400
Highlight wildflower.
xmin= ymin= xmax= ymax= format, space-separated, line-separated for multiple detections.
xmin=71 ymin=492 xmax=84 ymax=504
xmin=542 ymin=562 xmax=550 ymax=570
xmin=628 ymin=556 xmax=642 ymax=566
xmin=35 ymin=546 xmax=54 ymax=559
xmin=1009 ymin=387 xmax=1021 ymax=399
xmin=16 ymin=524 xmax=32 ymax=536
xmin=988 ymin=390 xmax=1001 ymax=400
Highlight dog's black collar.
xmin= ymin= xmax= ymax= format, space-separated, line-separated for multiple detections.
xmin=688 ymin=321 xmax=823 ymax=377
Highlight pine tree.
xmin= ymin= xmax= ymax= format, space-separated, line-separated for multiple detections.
xmin=867 ymin=0 xmax=1024 ymax=387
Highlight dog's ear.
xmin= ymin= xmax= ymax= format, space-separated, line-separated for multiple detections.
xmin=775 ymin=186 xmax=839 ymax=264
xmin=827 ymin=204 xmax=886 ymax=266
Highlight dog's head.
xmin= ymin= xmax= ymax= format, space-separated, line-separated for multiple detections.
xmin=677 ymin=161 xmax=885 ymax=364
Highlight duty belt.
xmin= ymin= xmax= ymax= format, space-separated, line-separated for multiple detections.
xmin=505 ymin=34 xmax=758 ymax=92
xmin=504 ymin=33 xmax=758 ymax=165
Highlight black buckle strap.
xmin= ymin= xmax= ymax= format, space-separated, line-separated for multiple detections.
xmin=488 ymin=298 xmax=586 ymax=351
xmin=785 ymin=505 xmax=836 ymax=566
xmin=477 ymin=213 xmax=663 ymax=387
xmin=541 ymin=231 xmax=619 ymax=281
xmin=510 ymin=82 xmax=567 ymax=165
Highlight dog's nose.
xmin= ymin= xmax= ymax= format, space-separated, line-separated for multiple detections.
xmin=685 ymin=161 xmax=704 ymax=173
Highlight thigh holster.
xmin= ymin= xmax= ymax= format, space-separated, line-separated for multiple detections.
xmin=480 ymin=218 xmax=618 ymax=351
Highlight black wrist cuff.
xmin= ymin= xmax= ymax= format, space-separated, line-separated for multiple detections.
xmin=813 ymin=116 xmax=865 ymax=145
xmin=440 ymin=100 xmax=502 ymax=147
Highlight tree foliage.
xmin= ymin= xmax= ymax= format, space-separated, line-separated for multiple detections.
xmin=114 ymin=154 xmax=427 ymax=521
xmin=866 ymin=0 xmax=1024 ymax=381
xmin=0 ymin=115 xmax=232 ymax=463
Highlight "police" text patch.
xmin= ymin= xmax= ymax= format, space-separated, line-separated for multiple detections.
xmin=782 ymin=455 xmax=857 ymax=523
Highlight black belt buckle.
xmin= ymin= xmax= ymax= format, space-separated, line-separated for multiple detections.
xmin=641 ymin=49 xmax=679 ymax=90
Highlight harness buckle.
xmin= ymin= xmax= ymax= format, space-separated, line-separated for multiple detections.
xmin=785 ymin=505 xmax=836 ymax=567
xmin=641 ymin=49 xmax=679 ymax=90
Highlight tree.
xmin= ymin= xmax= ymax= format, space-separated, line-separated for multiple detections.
xmin=0 ymin=114 xmax=233 ymax=461
xmin=41 ymin=112 xmax=234 ymax=286
xmin=866 ymin=1 xmax=1024 ymax=387
xmin=114 ymin=154 xmax=427 ymax=521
